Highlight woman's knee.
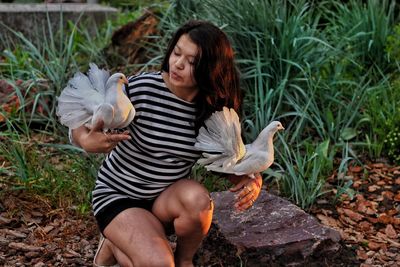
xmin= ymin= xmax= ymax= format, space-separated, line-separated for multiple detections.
xmin=180 ymin=180 xmax=213 ymax=211
xmin=178 ymin=180 xmax=213 ymax=215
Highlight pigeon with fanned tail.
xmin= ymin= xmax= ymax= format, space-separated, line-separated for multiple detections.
xmin=56 ymin=63 xmax=135 ymax=131
xmin=195 ymin=107 xmax=284 ymax=178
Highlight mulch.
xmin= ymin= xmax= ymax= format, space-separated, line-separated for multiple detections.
xmin=0 ymin=162 xmax=399 ymax=266
xmin=310 ymin=162 xmax=400 ymax=267
xmin=0 ymin=192 xmax=99 ymax=267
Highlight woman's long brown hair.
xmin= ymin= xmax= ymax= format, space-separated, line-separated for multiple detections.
xmin=161 ymin=20 xmax=242 ymax=131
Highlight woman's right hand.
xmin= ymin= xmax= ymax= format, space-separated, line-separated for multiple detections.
xmin=72 ymin=120 xmax=131 ymax=154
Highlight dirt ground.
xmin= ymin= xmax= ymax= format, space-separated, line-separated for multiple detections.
xmin=0 ymin=162 xmax=399 ymax=266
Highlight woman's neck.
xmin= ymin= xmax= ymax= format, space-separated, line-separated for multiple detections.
xmin=162 ymin=72 xmax=198 ymax=103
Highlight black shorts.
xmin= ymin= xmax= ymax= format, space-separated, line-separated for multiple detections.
xmin=95 ymin=198 xmax=155 ymax=234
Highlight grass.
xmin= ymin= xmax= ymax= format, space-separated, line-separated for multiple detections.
xmin=157 ymin=0 xmax=400 ymax=209
xmin=0 ymin=119 xmax=102 ymax=214
xmin=0 ymin=8 xmax=143 ymax=213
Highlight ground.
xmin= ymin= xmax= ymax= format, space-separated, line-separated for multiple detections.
xmin=0 ymin=162 xmax=399 ymax=266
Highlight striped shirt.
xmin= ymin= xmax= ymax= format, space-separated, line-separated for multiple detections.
xmin=92 ymin=72 xmax=202 ymax=215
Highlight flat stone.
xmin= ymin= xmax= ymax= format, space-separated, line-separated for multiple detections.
xmin=195 ymin=190 xmax=344 ymax=266
xmin=0 ymin=4 xmax=117 ymax=49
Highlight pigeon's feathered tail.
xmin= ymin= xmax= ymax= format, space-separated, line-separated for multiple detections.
xmin=56 ymin=72 xmax=99 ymax=129
xmin=195 ymin=107 xmax=246 ymax=171
xmin=87 ymin=63 xmax=109 ymax=95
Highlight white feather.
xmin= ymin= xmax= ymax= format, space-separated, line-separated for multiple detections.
xmin=195 ymin=107 xmax=284 ymax=177
xmin=56 ymin=63 xmax=135 ymax=130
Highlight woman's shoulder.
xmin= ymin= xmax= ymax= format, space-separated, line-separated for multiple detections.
xmin=126 ymin=71 xmax=168 ymax=97
xmin=127 ymin=71 xmax=163 ymax=83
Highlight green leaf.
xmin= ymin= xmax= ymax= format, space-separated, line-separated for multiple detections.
xmin=341 ymin=127 xmax=357 ymax=141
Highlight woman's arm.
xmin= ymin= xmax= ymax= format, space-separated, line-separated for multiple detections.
xmin=71 ymin=120 xmax=131 ymax=153
xmin=227 ymin=173 xmax=263 ymax=211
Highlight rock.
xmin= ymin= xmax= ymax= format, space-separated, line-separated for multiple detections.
xmin=0 ymin=3 xmax=117 ymax=50
xmin=195 ymin=191 xmax=342 ymax=266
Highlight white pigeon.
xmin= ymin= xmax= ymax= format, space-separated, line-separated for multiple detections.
xmin=195 ymin=107 xmax=284 ymax=178
xmin=56 ymin=63 xmax=135 ymax=131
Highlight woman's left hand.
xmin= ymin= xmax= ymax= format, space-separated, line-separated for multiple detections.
xmin=229 ymin=173 xmax=263 ymax=211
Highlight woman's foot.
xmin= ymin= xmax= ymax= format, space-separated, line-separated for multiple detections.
xmin=94 ymin=235 xmax=118 ymax=267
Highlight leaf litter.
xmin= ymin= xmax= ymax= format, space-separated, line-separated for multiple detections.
xmin=0 ymin=162 xmax=399 ymax=266
xmin=311 ymin=162 xmax=400 ymax=267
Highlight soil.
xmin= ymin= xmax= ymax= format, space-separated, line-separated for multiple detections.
xmin=0 ymin=162 xmax=399 ymax=266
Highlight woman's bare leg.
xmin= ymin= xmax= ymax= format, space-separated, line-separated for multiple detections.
xmin=152 ymin=179 xmax=214 ymax=267
xmin=102 ymin=207 xmax=174 ymax=267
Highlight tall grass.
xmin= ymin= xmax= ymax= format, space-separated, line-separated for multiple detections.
xmin=0 ymin=11 xmax=115 ymax=130
xmin=0 ymin=10 xmax=132 ymax=212
xmin=154 ymin=0 xmax=399 ymax=209
xmin=320 ymin=0 xmax=396 ymax=79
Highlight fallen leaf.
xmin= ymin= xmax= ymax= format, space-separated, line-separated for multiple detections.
xmin=343 ymin=208 xmax=364 ymax=222
xmin=377 ymin=180 xmax=386 ymax=186
xmin=358 ymin=221 xmax=373 ymax=232
xmin=378 ymin=214 xmax=392 ymax=224
xmin=350 ymin=166 xmax=363 ymax=173
xmin=42 ymin=225 xmax=54 ymax=234
xmin=316 ymin=214 xmax=341 ymax=228
xmin=381 ymin=191 xmax=394 ymax=200
xmin=385 ymin=224 xmax=397 ymax=239
xmin=367 ymin=241 xmax=381 ymax=251
xmin=353 ymin=180 xmax=362 ymax=189
xmin=63 ymin=248 xmax=81 ymax=258
xmin=8 ymin=242 xmax=44 ymax=252
xmin=356 ymin=249 xmax=369 ymax=260
xmin=371 ymin=163 xmax=384 ymax=168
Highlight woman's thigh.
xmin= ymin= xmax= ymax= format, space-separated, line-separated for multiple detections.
xmin=103 ymin=207 xmax=174 ymax=266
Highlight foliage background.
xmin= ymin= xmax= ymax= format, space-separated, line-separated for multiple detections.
xmin=0 ymin=0 xmax=399 ymax=212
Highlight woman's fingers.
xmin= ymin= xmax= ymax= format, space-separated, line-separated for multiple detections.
xmin=82 ymin=120 xmax=131 ymax=153
xmin=235 ymin=189 xmax=256 ymax=211
xmin=233 ymin=174 xmax=263 ymax=211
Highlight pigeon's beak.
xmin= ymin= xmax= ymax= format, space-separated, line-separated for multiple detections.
xmin=122 ymin=76 xmax=129 ymax=85
xmin=279 ymin=125 xmax=285 ymax=131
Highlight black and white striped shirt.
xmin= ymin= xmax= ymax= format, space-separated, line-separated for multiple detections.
xmin=92 ymin=72 xmax=202 ymax=215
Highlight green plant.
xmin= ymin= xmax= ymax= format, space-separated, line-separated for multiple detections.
xmin=0 ymin=122 xmax=102 ymax=213
xmin=385 ymin=23 xmax=400 ymax=62
xmin=384 ymin=127 xmax=400 ymax=164
xmin=271 ymin=138 xmax=333 ymax=210
xmin=153 ymin=0 xmax=398 ymax=209
xmin=333 ymin=142 xmax=356 ymax=203
xmin=0 ymin=8 xmax=139 ymax=130
xmin=321 ymin=0 xmax=396 ymax=80
xmin=191 ymin=164 xmax=230 ymax=192
xmin=357 ymin=75 xmax=400 ymax=159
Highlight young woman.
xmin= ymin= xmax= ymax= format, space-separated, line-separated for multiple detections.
xmin=71 ymin=20 xmax=263 ymax=267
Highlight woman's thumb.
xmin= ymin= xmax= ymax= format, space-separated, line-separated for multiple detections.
xmin=91 ymin=119 xmax=104 ymax=133
xmin=229 ymin=181 xmax=245 ymax=192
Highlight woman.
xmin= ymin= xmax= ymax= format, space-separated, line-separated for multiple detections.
xmin=71 ymin=20 xmax=263 ymax=267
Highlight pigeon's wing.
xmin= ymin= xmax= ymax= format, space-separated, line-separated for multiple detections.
xmin=195 ymin=107 xmax=246 ymax=171
xmin=232 ymin=150 xmax=273 ymax=175
xmin=87 ymin=63 xmax=110 ymax=96
xmin=57 ymin=72 xmax=104 ymax=129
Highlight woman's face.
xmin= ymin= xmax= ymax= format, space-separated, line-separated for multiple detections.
xmin=168 ymin=34 xmax=198 ymax=91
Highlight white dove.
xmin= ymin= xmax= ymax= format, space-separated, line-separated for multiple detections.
xmin=56 ymin=63 xmax=135 ymax=131
xmin=195 ymin=107 xmax=284 ymax=178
